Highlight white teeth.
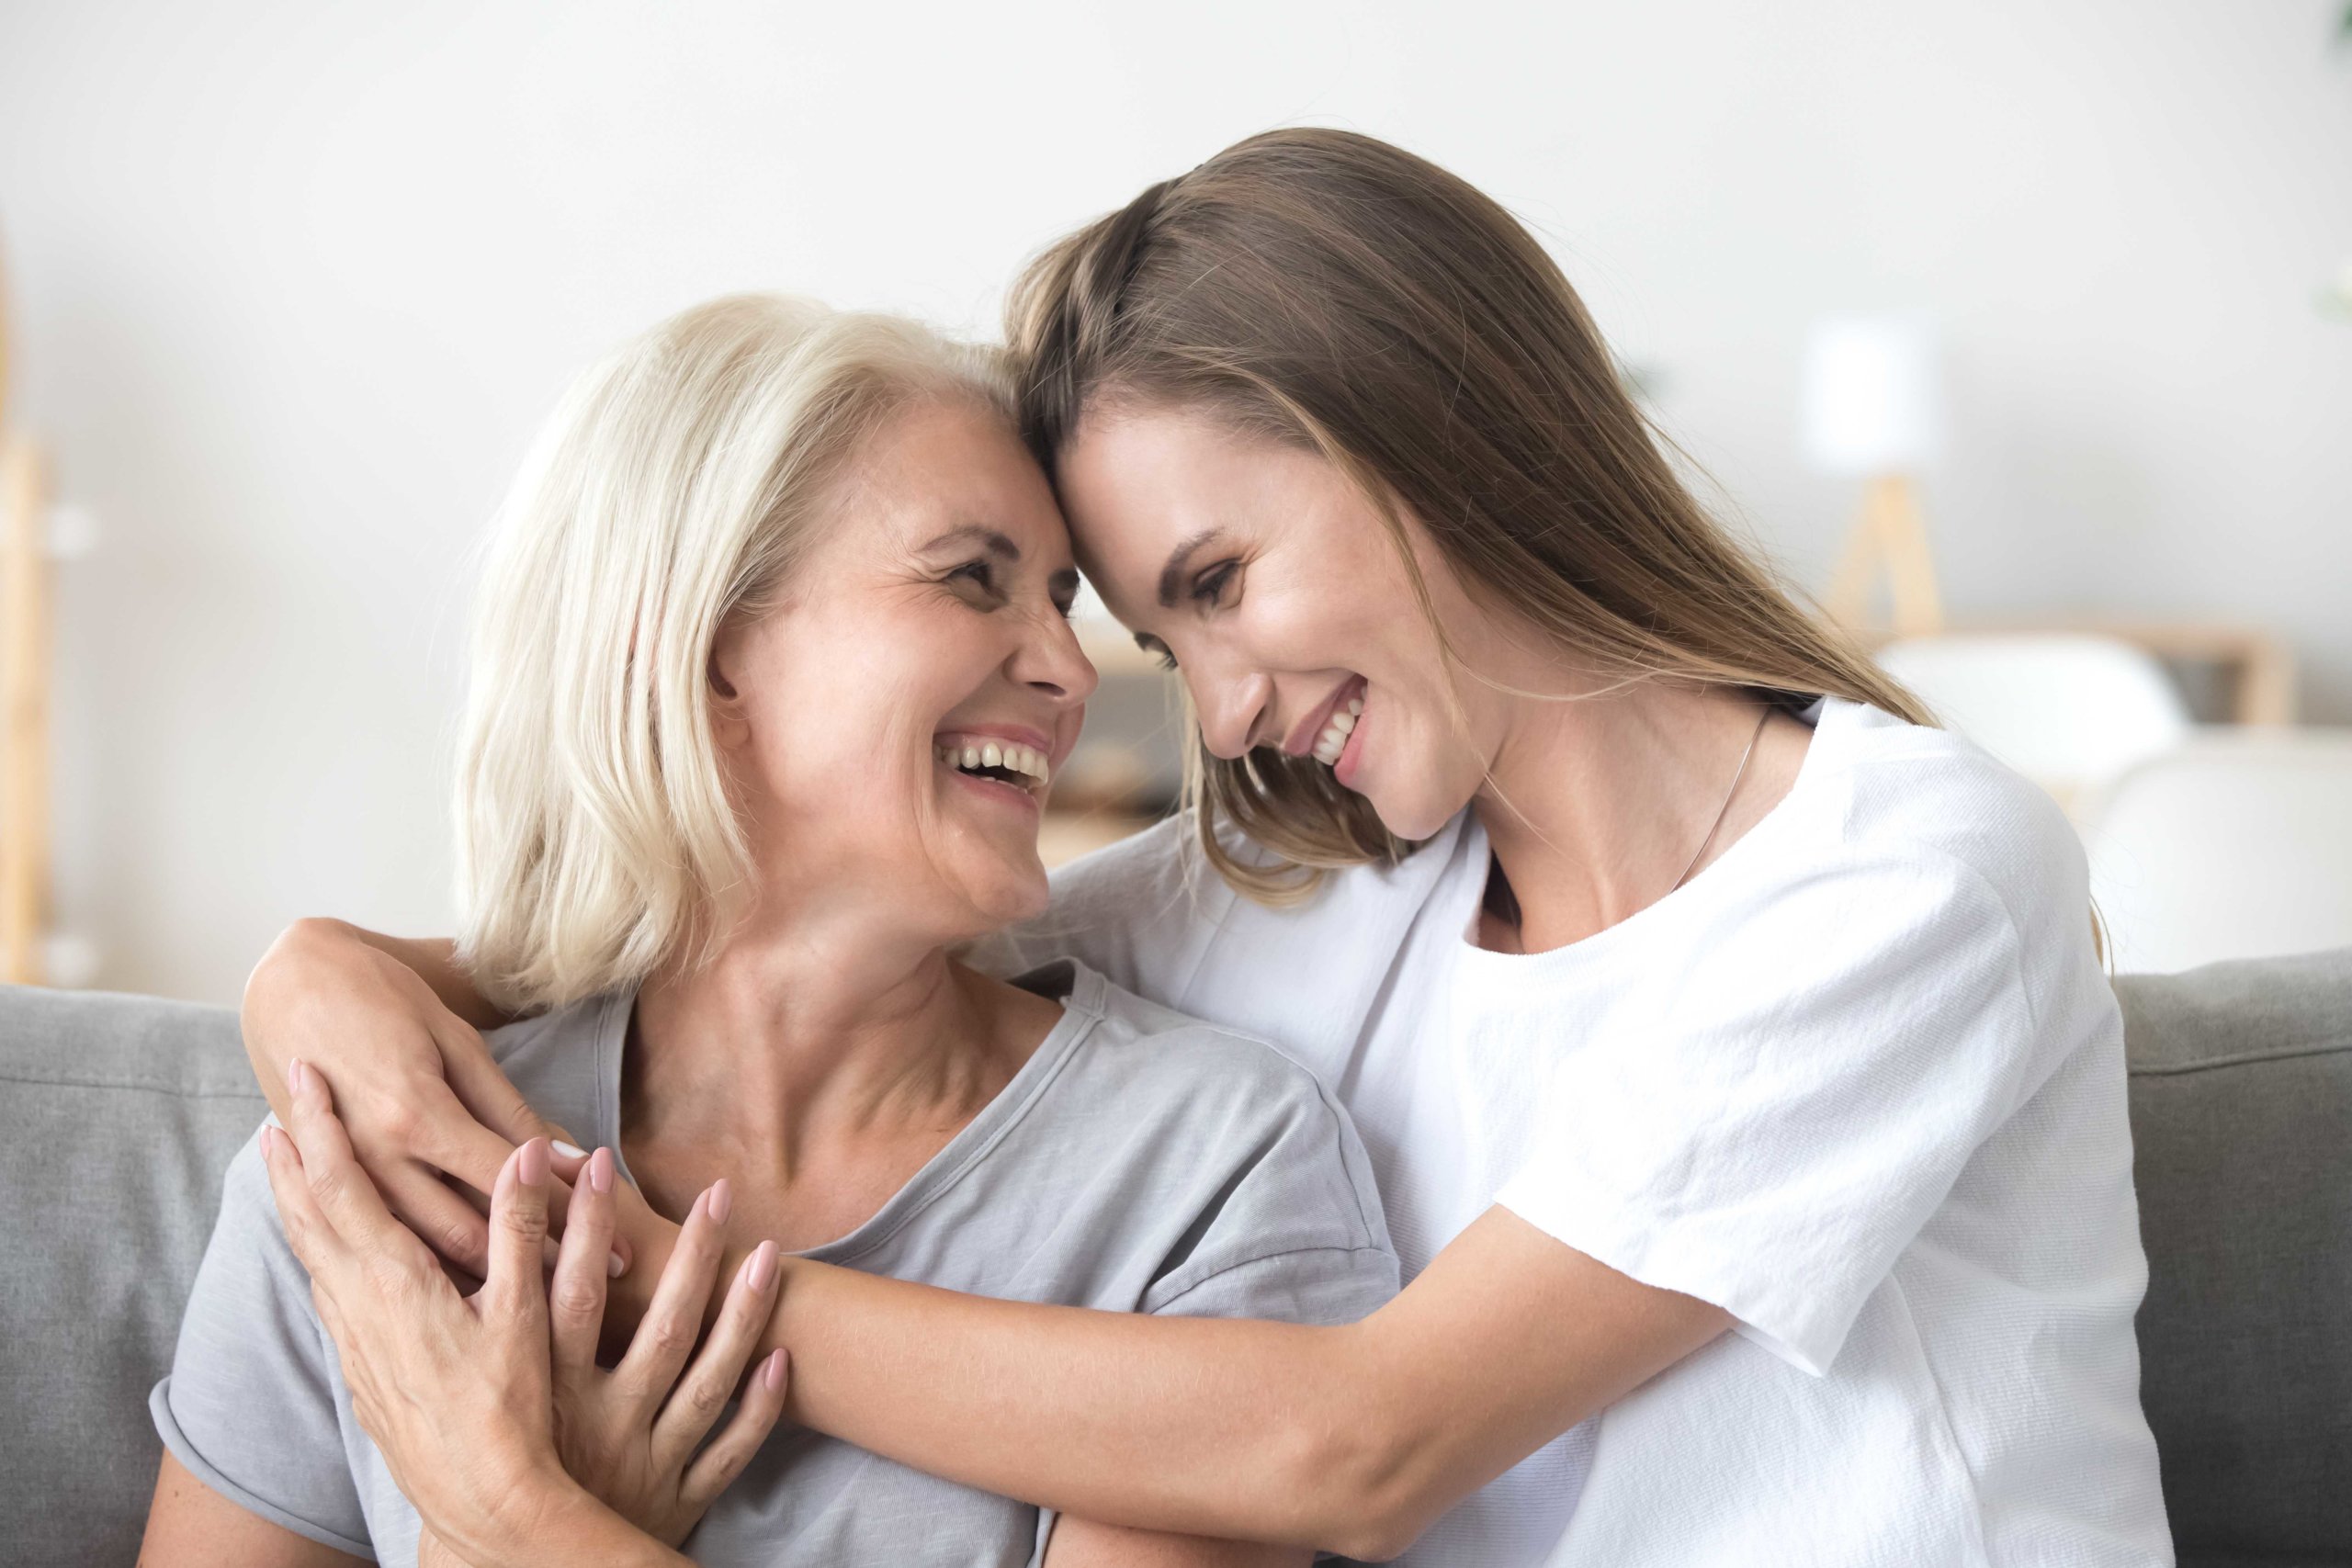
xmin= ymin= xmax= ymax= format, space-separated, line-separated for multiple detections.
xmin=1310 ymin=688 xmax=1363 ymax=767
xmin=935 ymin=738 xmax=1051 ymax=787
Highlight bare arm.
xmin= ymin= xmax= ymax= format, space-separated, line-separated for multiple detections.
xmin=682 ymin=1206 xmax=1727 ymax=1561
xmin=1043 ymin=1517 xmax=1308 ymax=1568
xmin=139 ymin=1451 xmax=370 ymax=1568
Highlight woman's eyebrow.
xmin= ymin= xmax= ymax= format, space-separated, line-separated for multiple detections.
xmin=920 ymin=525 xmax=1021 ymax=560
xmin=1156 ymin=530 xmax=1217 ymax=608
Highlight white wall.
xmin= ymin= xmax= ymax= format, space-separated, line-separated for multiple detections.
xmin=3 ymin=0 xmax=2348 ymax=1003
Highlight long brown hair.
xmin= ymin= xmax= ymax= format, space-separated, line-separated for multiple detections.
xmin=1009 ymin=129 xmax=1929 ymax=902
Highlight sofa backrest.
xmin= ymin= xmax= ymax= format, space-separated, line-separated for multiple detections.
xmin=2117 ymin=949 xmax=2352 ymax=1568
xmin=0 ymin=985 xmax=257 ymax=1568
xmin=2 ymin=952 xmax=2348 ymax=1566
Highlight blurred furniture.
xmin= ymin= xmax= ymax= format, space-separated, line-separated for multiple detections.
xmin=2086 ymin=730 xmax=2352 ymax=974
xmin=0 ymin=238 xmax=53 ymax=985
xmin=1872 ymin=619 xmax=2295 ymax=728
xmin=1875 ymin=633 xmax=2193 ymax=813
xmin=1804 ymin=314 xmax=1947 ymax=637
xmin=6 ymin=951 xmax=2350 ymax=1566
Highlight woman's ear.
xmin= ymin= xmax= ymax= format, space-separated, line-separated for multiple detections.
xmin=707 ymin=624 xmax=750 ymax=749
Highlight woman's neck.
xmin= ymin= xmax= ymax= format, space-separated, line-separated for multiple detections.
xmin=621 ymin=908 xmax=1052 ymax=1212
xmin=1472 ymin=680 xmax=1804 ymax=954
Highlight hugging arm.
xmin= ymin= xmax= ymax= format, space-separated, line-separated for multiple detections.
xmin=244 ymin=922 xmax=1725 ymax=1559
xmin=735 ymin=1208 xmax=1724 ymax=1559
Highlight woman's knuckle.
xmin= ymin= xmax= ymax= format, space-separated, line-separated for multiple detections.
xmin=437 ymin=1217 xmax=482 ymax=1262
xmin=551 ymin=1277 xmax=602 ymax=1318
xmin=376 ymin=1098 xmax=422 ymax=1146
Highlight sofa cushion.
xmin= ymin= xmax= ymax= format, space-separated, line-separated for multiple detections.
xmin=2120 ymin=948 xmax=2352 ymax=1568
xmin=0 ymin=985 xmax=255 ymax=1568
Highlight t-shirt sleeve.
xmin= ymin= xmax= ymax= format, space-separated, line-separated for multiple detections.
xmin=1496 ymin=849 xmax=2050 ymax=1378
xmin=1136 ymin=1053 xmax=1400 ymax=1327
xmin=150 ymin=1128 xmax=375 ymax=1559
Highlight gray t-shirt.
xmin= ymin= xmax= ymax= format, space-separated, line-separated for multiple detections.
xmin=151 ymin=960 xmax=1397 ymax=1566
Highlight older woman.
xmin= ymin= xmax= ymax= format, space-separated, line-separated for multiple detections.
xmin=136 ymin=296 xmax=1396 ymax=1567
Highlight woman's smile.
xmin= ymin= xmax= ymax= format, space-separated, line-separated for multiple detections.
xmin=933 ymin=726 xmax=1057 ymax=814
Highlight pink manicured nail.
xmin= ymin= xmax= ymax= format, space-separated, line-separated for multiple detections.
xmin=606 ymin=1250 xmax=627 ymax=1279
xmin=286 ymin=1058 xmax=305 ymax=1097
xmin=587 ymin=1146 xmax=613 ymax=1195
xmin=707 ymin=1178 xmax=732 ymax=1226
xmin=748 ymin=1239 xmax=778 ymax=1292
xmin=550 ymin=1140 xmax=586 ymax=1160
xmin=259 ymin=1126 xmax=279 ymax=1159
xmin=517 ymin=1138 xmax=548 ymax=1187
xmin=763 ymin=1348 xmax=786 ymax=1392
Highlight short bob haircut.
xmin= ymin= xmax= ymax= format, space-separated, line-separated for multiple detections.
xmin=456 ymin=294 xmax=1014 ymax=1014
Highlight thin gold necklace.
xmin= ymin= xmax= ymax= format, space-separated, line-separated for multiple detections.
xmin=1670 ymin=705 xmax=1771 ymax=894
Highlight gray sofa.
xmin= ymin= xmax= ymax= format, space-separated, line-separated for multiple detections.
xmin=3 ymin=953 xmax=2346 ymax=1567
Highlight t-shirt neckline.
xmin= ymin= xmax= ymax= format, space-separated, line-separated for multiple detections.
xmin=590 ymin=959 xmax=1108 ymax=1266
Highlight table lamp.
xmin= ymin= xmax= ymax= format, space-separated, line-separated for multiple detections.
xmin=1803 ymin=313 xmax=1946 ymax=637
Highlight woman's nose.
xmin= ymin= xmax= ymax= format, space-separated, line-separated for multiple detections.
xmin=1188 ymin=664 xmax=1272 ymax=761
xmin=1012 ymin=607 xmax=1101 ymax=706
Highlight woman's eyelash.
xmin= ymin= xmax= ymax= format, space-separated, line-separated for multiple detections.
xmin=1191 ymin=561 xmax=1238 ymax=604
xmin=948 ymin=560 xmax=998 ymax=593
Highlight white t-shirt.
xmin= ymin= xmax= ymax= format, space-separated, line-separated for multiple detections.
xmin=984 ymin=697 xmax=2171 ymax=1567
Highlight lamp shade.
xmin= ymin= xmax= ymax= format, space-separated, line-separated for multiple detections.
xmin=1801 ymin=314 xmax=1942 ymax=476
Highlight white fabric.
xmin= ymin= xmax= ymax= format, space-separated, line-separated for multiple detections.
xmin=983 ymin=697 xmax=2170 ymax=1567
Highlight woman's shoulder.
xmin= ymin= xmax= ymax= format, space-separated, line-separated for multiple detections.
xmin=1055 ymin=959 xmax=1348 ymax=1116
xmin=1035 ymin=961 xmax=1392 ymax=1250
xmin=1800 ymin=698 xmax=2090 ymax=934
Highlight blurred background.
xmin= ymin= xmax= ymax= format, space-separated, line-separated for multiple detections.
xmin=0 ymin=0 xmax=2347 ymax=1005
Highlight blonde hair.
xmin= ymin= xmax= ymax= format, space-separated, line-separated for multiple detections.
xmin=1009 ymin=129 xmax=1930 ymax=904
xmin=456 ymin=294 xmax=1013 ymax=1013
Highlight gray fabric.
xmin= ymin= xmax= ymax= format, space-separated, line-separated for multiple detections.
xmin=152 ymin=960 xmax=1399 ymax=1566
xmin=0 ymin=983 xmax=261 ymax=1568
xmin=2119 ymin=949 xmax=2352 ymax=1568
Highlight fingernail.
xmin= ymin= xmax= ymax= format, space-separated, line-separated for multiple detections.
xmin=587 ymin=1146 xmax=613 ymax=1194
xmin=518 ymin=1137 xmax=548 ymax=1187
xmin=707 ymin=1178 xmax=732 ymax=1226
xmin=606 ymin=1250 xmax=627 ymax=1279
xmin=551 ymin=1140 xmax=586 ymax=1160
xmin=748 ymin=1239 xmax=778 ymax=1292
xmin=763 ymin=1348 xmax=786 ymax=1392
xmin=259 ymin=1125 xmax=279 ymax=1159
xmin=286 ymin=1058 xmax=305 ymax=1096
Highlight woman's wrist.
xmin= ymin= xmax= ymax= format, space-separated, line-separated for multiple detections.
xmin=460 ymin=1461 xmax=689 ymax=1568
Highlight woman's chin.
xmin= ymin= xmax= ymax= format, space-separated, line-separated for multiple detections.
xmin=1363 ymin=780 xmax=1472 ymax=845
xmin=952 ymin=852 xmax=1053 ymax=931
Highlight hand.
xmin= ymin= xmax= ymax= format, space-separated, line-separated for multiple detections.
xmin=242 ymin=919 xmax=631 ymax=1280
xmin=544 ymin=1147 xmax=791 ymax=1545
xmin=418 ymin=1529 xmax=473 ymax=1568
xmin=261 ymin=1058 xmax=583 ymax=1566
